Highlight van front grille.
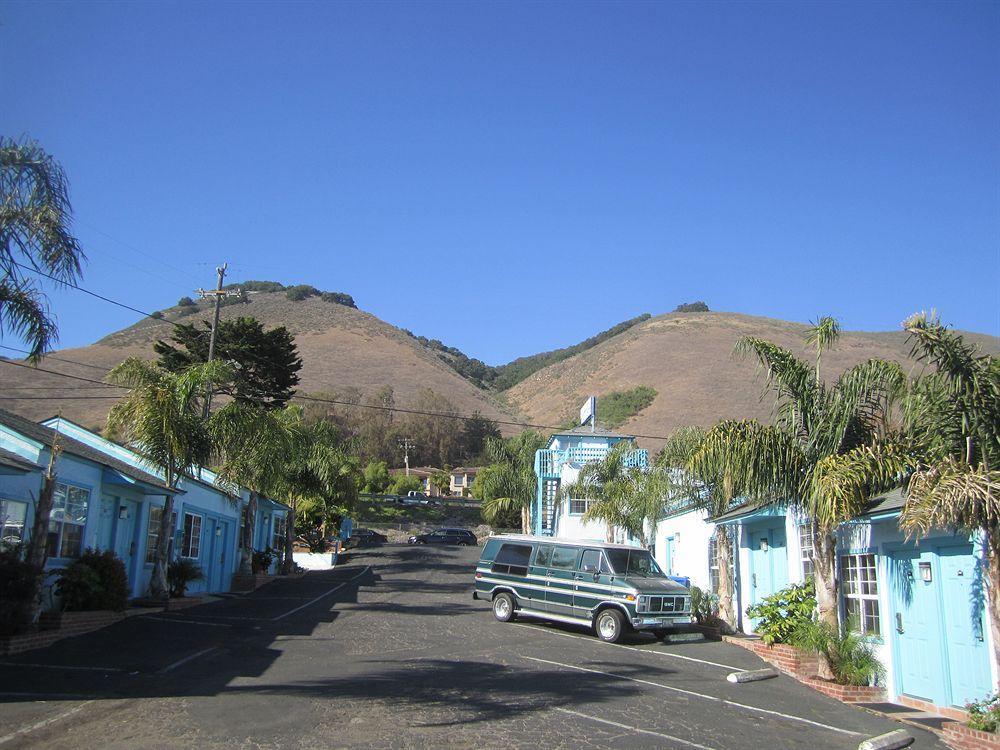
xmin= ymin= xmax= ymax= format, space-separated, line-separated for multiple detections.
xmin=641 ymin=595 xmax=687 ymax=614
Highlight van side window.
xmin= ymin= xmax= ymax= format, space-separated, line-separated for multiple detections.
xmin=550 ymin=546 xmax=579 ymax=570
xmin=492 ymin=543 xmax=532 ymax=577
xmin=535 ymin=545 xmax=553 ymax=567
xmin=580 ymin=549 xmax=603 ymax=573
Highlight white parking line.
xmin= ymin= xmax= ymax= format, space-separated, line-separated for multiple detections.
xmin=553 ymin=707 xmax=718 ymax=750
xmin=0 ymin=700 xmax=93 ymax=746
xmin=523 ymin=656 xmax=862 ymax=737
xmin=143 ymin=616 xmax=234 ymax=627
xmin=0 ymin=662 xmax=124 ymax=672
xmin=271 ymin=566 xmax=371 ymax=621
xmin=158 ymin=646 xmax=217 ymax=674
xmin=511 ymin=622 xmax=743 ymax=671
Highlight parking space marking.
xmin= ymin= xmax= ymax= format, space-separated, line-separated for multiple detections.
xmin=0 ymin=700 xmax=93 ymax=746
xmin=553 ymin=707 xmax=718 ymax=750
xmin=524 ymin=656 xmax=862 ymax=737
xmin=271 ymin=566 xmax=372 ymax=621
xmin=158 ymin=646 xmax=218 ymax=674
xmin=0 ymin=662 xmax=125 ymax=672
xmin=511 ymin=622 xmax=743 ymax=671
xmin=143 ymin=616 xmax=235 ymax=627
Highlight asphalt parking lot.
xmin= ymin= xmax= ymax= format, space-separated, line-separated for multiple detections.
xmin=0 ymin=544 xmax=944 ymax=749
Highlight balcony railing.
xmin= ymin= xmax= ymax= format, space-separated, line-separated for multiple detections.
xmin=535 ymin=447 xmax=648 ymax=478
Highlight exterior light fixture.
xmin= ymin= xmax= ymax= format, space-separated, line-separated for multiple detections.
xmin=118 ymin=507 xmax=128 ymax=520
xmin=760 ymin=539 xmax=769 ymax=552
xmin=919 ymin=561 xmax=932 ymax=582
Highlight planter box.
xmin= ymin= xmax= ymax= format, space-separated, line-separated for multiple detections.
xmin=293 ymin=552 xmax=338 ymax=571
xmin=802 ymin=676 xmax=885 ymax=704
xmin=722 ymin=635 xmax=821 ymax=678
xmin=693 ymin=623 xmax=723 ymax=641
xmin=942 ymin=720 xmax=1000 ymax=750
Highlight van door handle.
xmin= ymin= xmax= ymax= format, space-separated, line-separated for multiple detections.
xmin=896 ymin=612 xmax=904 ymax=634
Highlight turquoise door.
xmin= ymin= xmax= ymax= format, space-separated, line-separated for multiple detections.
xmin=747 ymin=523 xmax=789 ymax=629
xmin=889 ymin=549 xmax=944 ymax=704
xmin=939 ymin=545 xmax=992 ymax=705
xmin=203 ymin=517 xmax=220 ymax=591
xmin=113 ymin=499 xmax=140 ymax=590
xmin=96 ymin=496 xmax=116 ymax=550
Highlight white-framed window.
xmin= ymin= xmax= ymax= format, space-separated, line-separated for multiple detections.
xmin=0 ymin=499 xmax=28 ymax=548
xmin=272 ymin=515 xmax=287 ymax=551
xmin=181 ymin=512 xmax=202 ymax=559
xmin=798 ymin=524 xmax=815 ymax=579
xmin=841 ymin=553 xmax=881 ymax=637
xmin=145 ymin=507 xmax=177 ymax=563
xmin=708 ymin=529 xmax=734 ymax=594
xmin=47 ymin=482 xmax=90 ymax=558
xmin=569 ymin=498 xmax=597 ymax=515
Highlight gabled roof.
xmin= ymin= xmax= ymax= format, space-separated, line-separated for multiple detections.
xmin=450 ymin=466 xmax=481 ymax=474
xmin=859 ymin=487 xmax=906 ymax=518
xmin=0 ymin=446 xmax=39 ymax=473
xmin=0 ymin=409 xmax=175 ymax=493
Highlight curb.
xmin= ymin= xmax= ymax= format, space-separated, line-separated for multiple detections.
xmin=857 ymin=730 xmax=913 ymax=750
xmin=726 ymin=668 xmax=778 ymax=684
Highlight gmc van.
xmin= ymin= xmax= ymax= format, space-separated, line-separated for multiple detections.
xmin=472 ymin=534 xmax=692 ymax=643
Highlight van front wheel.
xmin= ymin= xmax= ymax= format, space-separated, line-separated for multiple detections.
xmin=595 ymin=608 xmax=626 ymax=643
xmin=492 ymin=592 xmax=516 ymax=622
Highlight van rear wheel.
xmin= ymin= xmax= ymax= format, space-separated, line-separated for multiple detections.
xmin=492 ymin=592 xmax=516 ymax=622
xmin=595 ymin=608 xmax=626 ymax=643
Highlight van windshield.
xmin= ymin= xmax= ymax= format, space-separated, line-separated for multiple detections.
xmin=604 ymin=549 xmax=666 ymax=578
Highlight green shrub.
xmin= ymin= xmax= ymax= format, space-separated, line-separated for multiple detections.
xmin=56 ymin=549 xmax=129 ymax=611
xmin=320 ymin=291 xmax=357 ymax=308
xmin=673 ymin=301 xmax=710 ymax=313
xmin=149 ymin=310 xmax=164 ymax=319
xmin=167 ymin=558 xmax=204 ymax=597
xmin=746 ymin=579 xmax=816 ymax=645
xmin=0 ymin=546 xmax=41 ymax=635
xmin=690 ymin=585 xmax=722 ymax=627
xmin=966 ymin=693 xmax=1000 ymax=733
xmin=251 ymin=548 xmax=275 ymax=575
xmin=286 ymin=284 xmax=320 ymax=301
xmin=177 ymin=296 xmax=196 ymax=307
xmin=596 ymin=386 xmax=658 ymax=428
xmin=790 ymin=617 xmax=885 ymax=686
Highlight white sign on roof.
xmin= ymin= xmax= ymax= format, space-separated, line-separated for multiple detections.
xmin=579 ymin=396 xmax=596 ymax=426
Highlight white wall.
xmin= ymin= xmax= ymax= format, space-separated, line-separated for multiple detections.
xmin=652 ymin=508 xmax=716 ymax=589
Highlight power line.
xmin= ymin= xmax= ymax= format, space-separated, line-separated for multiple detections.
xmin=0 ymin=344 xmax=115 ymax=373
xmin=77 ymin=220 xmax=202 ymax=285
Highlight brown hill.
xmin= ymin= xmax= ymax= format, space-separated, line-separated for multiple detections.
xmin=1 ymin=291 xmax=516 ymax=433
xmin=503 ymin=311 xmax=1000 ymax=450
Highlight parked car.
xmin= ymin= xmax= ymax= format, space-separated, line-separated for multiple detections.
xmin=348 ymin=528 xmax=388 ymax=547
xmin=399 ymin=491 xmax=427 ymax=506
xmin=472 ymin=535 xmax=692 ymax=643
xmin=408 ymin=528 xmax=478 ymax=546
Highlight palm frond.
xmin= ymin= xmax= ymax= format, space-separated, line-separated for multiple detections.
xmin=901 ymin=458 xmax=1000 ymax=538
xmin=734 ymin=336 xmax=819 ymax=438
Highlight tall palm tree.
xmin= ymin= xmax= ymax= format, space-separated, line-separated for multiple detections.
xmin=565 ymin=441 xmax=644 ymax=543
xmin=734 ymin=317 xmax=905 ymax=627
xmin=1 ymin=137 xmax=85 ymax=359
xmin=687 ymin=420 xmax=803 ymax=631
xmin=478 ymin=431 xmax=546 ymax=534
xmin=209 ymin=403 xmax=293 ymax=574
xmin=105 ymin=358 xmax=231 ymax=598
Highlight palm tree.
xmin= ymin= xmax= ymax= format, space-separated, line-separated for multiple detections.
xmin=478 ymin=431 xmax=546 ymax=534
xmin=209 ymin=403 xmax=293 ymax=575
xmin=1 ymin=137 xmax=85 ymax=359
xmin=105 ymin=358 xmax=230 ymax=598
xmin=687 ymin=420 xmax=803 ymax=631
xmin=566 ymin=441 xmax=643 ymax=543
xmin=734 ymin=317 xmax=905 ymax=627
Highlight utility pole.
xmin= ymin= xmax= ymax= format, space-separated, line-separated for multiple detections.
xmin=195 ymin=263 xmax=237 ymax=416
xmin=399 ymin=438 xmax=416 ymax=476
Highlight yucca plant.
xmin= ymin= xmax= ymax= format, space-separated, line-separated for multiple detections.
xmin=791 ymin=616 xmax=885 ymax=687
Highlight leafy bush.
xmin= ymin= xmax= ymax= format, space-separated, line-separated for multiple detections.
xmin=790 ymin=617 xmax=885 ymax=686
xmin=746 ymin=579 xmax=816 ymax=645
xmin=320 ymin=291 xmax=357 ymax=308
xmin=0 ymin=546 xmax=41 ymax=635
xmin=149 ymin=310 xmax=164 ymax=319
xmin=690 ymin=585 xmax=722 ymax=627
xmin=389 ymin=474 xmax=423 ymax=496
xmin=251 ymin=548 xmax=275 ymax=574
xmin=177 ymin=296 xmax=196 ymax=307
xmin=596 ymin=386 xmax=658 ymax=428
xmin=167 ymin=558 xmax=204 ymax=597
xmin=286 ymin=284 xmax=321 ymax=301
xmin=56 ymin=549 xmax=129 ymax=612
xmin=225 ymin=280 xmax=285 ymax=293
xmin=673 ymin=301 xmax=710 ymax=312
xmin=966 ymin=693 xmax=1000 ymax=733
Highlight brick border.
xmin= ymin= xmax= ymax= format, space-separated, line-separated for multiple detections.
xmin=0 ymin=610 xmax=125 ymax=656
xmin=941 ymin=720 xmax=1000 ymax=750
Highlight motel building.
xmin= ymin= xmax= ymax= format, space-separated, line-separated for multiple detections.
xmin=531 ymin=397 xmax=999 ymax=716
xmin=0 ymin=409 xmax=289 ymax=605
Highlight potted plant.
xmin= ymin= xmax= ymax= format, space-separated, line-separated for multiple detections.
xmin=689 ymin=586 xmax=724 ymax=639
xmin=167 ymin=558 xmax=204 ymax=598
xmin=252 ymin=547 xmax=275 ymax=575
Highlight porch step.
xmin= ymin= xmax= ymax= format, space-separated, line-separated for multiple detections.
xmin=856 ymin=702 xmax=950 ymax=736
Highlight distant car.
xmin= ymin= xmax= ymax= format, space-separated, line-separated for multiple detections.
xmin=408 ymin=528 xmax=478 ymax=546
xmin=400 ymin=491 xmax=427 ymax=506
xmin=349 ymin=528 xmax=387 ymax=547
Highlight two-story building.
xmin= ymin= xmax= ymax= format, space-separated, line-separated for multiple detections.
xmin=449 ymin=467 xmax=480 ymax=498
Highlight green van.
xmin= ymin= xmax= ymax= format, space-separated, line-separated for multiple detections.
xmin=472 ymin=534 xmax=692 ymax=643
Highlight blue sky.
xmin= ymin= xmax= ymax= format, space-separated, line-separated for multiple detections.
xmin=4 ymin=1 xmax=998 ymax=364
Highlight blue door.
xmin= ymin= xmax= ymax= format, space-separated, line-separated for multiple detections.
xmin=938 ymin=545 xmax=992 ymax=705
xmin=889 ymin=549 xmax=944 ymax=704
xmin=747 ymin=523 xmax=789 ymax=629
xmin=203 ymin=517 xmax=220 ymax=591
xmin=113 ymin=499 xmax=140 ymax=591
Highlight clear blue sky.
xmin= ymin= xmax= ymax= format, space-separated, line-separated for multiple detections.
xmin=4 ymin=0 xmax=998 ymax=364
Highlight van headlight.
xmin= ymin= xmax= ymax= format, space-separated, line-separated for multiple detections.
xmin=637 ymin=595 xmax=648 ymax=612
